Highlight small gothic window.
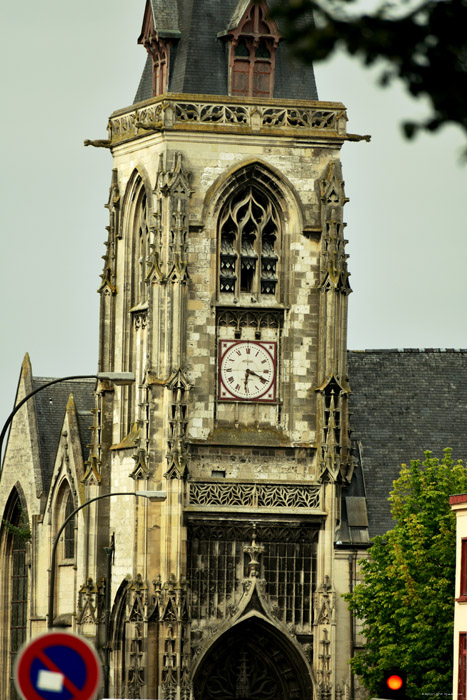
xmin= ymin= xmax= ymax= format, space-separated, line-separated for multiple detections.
xmin=3 ymin=491 xmax=29 ymax=700
xmin=138 ymin=12 xmax=171 ymax=97
xmin=152 ymin=45 xmax=168 ymax=96
xmin=228 ymin=1 xmax=281 ymax=98
xmin=10 ymin=534 xmax=28 ymax=700
xmin=219 ymin=186 xmax=279 ymax=297
xmin=64 ymin=492 xmax=75 ymax=559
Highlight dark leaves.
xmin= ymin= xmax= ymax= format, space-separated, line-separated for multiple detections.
xmin=270 ymin=0 xmax=467 ymax=138
xmin=343 ymin=449 xmax=467 ymax=698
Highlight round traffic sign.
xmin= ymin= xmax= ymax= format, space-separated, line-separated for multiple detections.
xmin=14 ymin=631 xmax=101 ymax=700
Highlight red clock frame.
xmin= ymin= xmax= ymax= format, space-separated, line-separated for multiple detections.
xmin=218 ymin=340 xmax=277 ymax=402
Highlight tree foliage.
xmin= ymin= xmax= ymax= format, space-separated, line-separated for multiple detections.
xmin=270 ymin=0 xmax=467 ymax=140
xmin=345 ymin=449 xmax=467 ymax=699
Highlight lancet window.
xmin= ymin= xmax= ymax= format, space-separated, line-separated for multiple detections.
xmin=56 ymin=482 xmax=76 ymax=562
xmin=150 ymin=38 xmax=169 ymax=96
xmin=132 ymin=190 xmax=150 ymax=304
xmin=219 ymin=185 xmax=280 ymax=298
xmin=64 ymin=491 xmax=75 ymax=559
xmin=1 ymin=490 xmax=29 ymax=700
xmin=228 ymin=1 xmax=281 ymax=98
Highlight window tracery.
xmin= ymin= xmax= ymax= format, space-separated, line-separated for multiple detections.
xmin=133 ymin=190 xmax=150 ymax=304
xmin=219 ymin=185 xmax=280 ymax=298
xmin=227 ymin=1 xmax=281 ymax=98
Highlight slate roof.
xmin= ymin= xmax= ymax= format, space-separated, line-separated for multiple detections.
xmin=27 ymin=352 xmax=467 ymax=542
xmin=32 ymin=378 xmax=95 ymax=492
xmin=134 ymin=0 xmax=318 ymax=103
xmin=348 ymin=349 xmax=467 ymax=538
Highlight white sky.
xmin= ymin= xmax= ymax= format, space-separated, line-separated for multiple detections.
xmin=0 ymin=1 xmax=466 ymax=426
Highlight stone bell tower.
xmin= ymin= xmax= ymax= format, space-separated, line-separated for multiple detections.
xmin=85 ymin=1 xmax=366 ymax=698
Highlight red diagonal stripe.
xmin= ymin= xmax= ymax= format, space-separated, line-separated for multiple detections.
xmin=36 ymin=649 xmax=89 ymax=700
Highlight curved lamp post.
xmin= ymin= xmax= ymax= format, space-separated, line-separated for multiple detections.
xmin=47 ymin=489 xmax=166 ymax=629
xmin=0 ymin=372 xmax=134 ymax=466
xmin=48 ymin=490 xmax=166 ymax=696
xmin=0 ymin=370 xmax=156 ymax=696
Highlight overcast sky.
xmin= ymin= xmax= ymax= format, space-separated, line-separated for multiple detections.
xmin=1 ymin=1 xmax=466 ymax=426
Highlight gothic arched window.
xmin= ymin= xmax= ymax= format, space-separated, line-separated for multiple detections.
xmin=132 ymin=189 xmax=149 ymax=304
xmin=1 ymin=489 xmax=29 ymax=700
xmin=219 ymin=185 xmax=280 ymax=298
xmin=63 ymin=491 xmax=75 ymax=560
xmin=152 ymin=41 xmax=169 ymax=96
xmin=56 ymin=482 xmax=76 ymax=562
xmin=228 ymin=1 xmax=281 ymax=98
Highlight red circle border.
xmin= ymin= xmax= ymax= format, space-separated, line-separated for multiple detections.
xmin=14 ymin=632 xmax=101 ymax=700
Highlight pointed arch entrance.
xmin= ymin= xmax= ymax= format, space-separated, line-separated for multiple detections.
xmin=193 ymin=615 xmax=313 ymax=700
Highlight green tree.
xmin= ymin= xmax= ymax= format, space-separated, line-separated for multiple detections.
xmin=345 ymin=449 xmax=467 ymax=699
xmin=270 ymin=0 xmax=467 ymax=140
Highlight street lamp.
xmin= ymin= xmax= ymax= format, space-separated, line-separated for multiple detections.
xmin=48 ymin=489 xmax=166 ymax=697
xmin=0 ymin=371 xmax=145 ymax=695
xmin=0 ymin=372 xmax=135 ymax=466
xmin=48 ymin=490 xmax=166 ymax=630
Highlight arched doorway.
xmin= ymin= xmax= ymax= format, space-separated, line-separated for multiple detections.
xmin=193 ymin=616 xmax=312 ymax=700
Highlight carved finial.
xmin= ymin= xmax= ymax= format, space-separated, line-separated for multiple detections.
xmin=243 ymin=524 xmax=264 ymax=578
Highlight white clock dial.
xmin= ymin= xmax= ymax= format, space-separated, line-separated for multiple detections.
xmin=218 ymin=340 xmax=276 ymax=402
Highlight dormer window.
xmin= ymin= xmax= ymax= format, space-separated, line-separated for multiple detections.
xmin=139 ymin=34 xmax=170 ymax=96
xmin=151 ymin=40 xmax=169 ymax=96
xmin=138 ymin=2 xmax=172 ymax=96
xmin=228 ymin=1 xmax=281 ymax=98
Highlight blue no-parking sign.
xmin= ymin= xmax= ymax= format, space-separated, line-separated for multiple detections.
xmin=14 ymin=631 xmax=101 ymax=700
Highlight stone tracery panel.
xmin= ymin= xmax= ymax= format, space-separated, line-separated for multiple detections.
xmin=188 ymin=481 xmax=321 ymax=509
xmin=108 ymin=97 xmax=346 ymax=144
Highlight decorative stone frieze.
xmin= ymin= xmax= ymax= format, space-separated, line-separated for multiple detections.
xmin=188 ymin=481 xmax=321 ymax=509
xmin=109 ymin=95 xmax=348 ymax=145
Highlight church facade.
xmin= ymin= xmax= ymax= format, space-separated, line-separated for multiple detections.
xmin=3 ymin=2 xmax=466 ymax=700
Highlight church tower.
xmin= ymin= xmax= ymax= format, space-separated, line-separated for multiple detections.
xmin=88 ymin=1 xmax=365 ymax=697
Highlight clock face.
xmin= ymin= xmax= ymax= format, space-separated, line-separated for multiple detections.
xmin=218 ymin=340 xmax=277 ymax=402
